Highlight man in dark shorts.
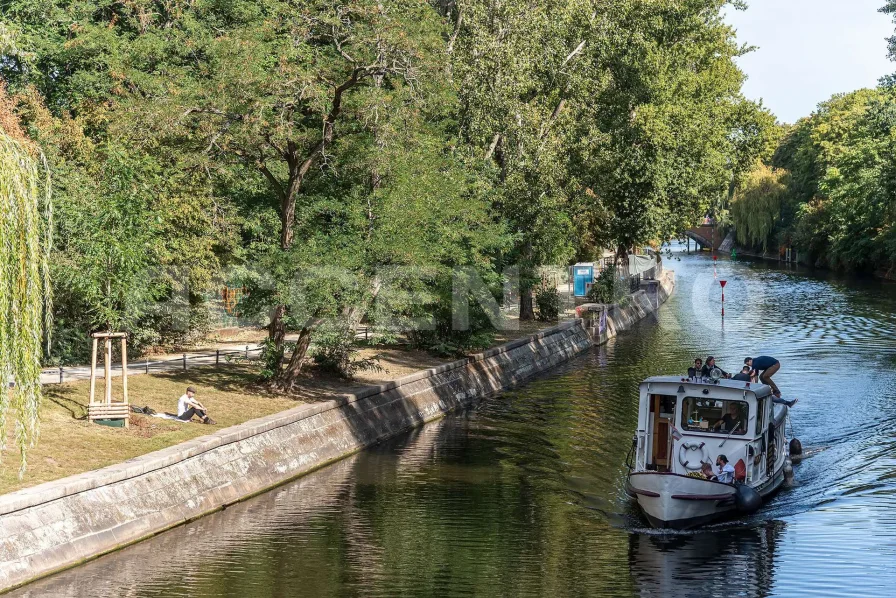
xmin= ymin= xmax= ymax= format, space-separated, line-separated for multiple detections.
xmin=745 ymin=356 xmax=798 ymax=407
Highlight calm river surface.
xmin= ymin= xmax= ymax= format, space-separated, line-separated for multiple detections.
xmin=16 ymin=248 xmax=896 ymax=597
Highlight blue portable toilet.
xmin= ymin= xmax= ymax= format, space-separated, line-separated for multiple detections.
xmin=573 ymin=263 xmax=595 ymax=297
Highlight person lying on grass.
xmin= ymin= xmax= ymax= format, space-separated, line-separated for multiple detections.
xmin=177 ymin=386 xmax=216 ymax=424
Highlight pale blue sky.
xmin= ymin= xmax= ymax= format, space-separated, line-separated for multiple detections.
xmin=725 ymin=0 xmax=895 ymax=123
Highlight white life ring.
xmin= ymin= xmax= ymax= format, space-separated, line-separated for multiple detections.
xmin=678 ymin=441 xmax=709 ymax=471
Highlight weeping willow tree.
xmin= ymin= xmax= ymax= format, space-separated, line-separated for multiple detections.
xmin=730 ymin=163 xmax=790 ymax=252
xmin=0 ymin=124 xmax=51 ymax=475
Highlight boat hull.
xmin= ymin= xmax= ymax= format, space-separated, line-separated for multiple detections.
xmin=628 ymin=466 xmax=787 ymax=529
xmin=628 ymin=472 xmax=736 ymax=529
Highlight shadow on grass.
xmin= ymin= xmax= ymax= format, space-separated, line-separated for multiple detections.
xmin=150 ymin=363 xmax=374 ymax=404
xmin=45 ymin=393 xmax=88 ymax=420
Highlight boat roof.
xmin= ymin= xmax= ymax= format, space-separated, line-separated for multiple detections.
xmin=640 ymin=376 xmax=773 ymax=398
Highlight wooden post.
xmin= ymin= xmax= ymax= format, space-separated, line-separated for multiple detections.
xmin=104 ymin=338 xmax=112 ymax=405
xmin=89 ymin=337 xmax=98 ymax=404
xmin=216 ymin=349 xmax=220 ymax=365
xmin=183 ymin=354 xmax=187 ymax=371
xmin=59 ymin=366 xmax=64 ymax=384
xmin=245 ymin=345 xmax=249 ymax=359
xmin=121 ymin=337 xmax=128 ymax=405
xmin=88 ymin=332 xmax=130 ymax=427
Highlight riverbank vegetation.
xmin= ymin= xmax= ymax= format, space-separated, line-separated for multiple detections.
xmin=730 ymin=2 xmax=896 ymax=277
xmin=731 ymin=87 xmax=896 ymax=276
xmin=1 ymin=2 xmax=772 ymax=393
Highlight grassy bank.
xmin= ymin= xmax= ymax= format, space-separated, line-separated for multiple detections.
xmin=0 ymin=366 xmax=304 ymax=495
xmin=1 ymin=320 xmax=555 ymax=496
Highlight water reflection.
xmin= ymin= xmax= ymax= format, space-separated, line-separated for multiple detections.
xmin=628 ymin=522 xmax=784 ymax=598
xmin=14 ymin=249 xmax=896 ymax=597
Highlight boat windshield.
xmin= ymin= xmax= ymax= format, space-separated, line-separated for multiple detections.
xmin=680 ymin=397 xmax=748 ymax=436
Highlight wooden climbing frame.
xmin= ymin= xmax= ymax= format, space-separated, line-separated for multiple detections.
xmin=88 ymin=332 xmax=130 ymax=428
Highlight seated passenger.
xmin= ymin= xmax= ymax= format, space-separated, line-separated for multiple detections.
xmin=713 ymin=402 xmax=744 ymax=434
xmin=701 ymin=462 xmax=717 ymax=481
xmin=716 ymin=455 xmax=735 ymax=484
xmin=701 ymin=356 xmax=731 ymax=379
xmin=689 ymin=358 xmax=703 ymax=380
xmin=732 ymin=366 xmax=752 ymax=382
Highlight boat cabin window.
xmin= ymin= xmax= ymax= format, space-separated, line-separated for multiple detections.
xmin=755 ymin=397 xmax=766 ymax=435
xmin=680 ymin=397 xmax=749 ymax=435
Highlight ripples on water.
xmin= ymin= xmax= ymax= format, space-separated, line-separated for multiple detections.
xmin=14 ymin=250 xmax=896 ymax=597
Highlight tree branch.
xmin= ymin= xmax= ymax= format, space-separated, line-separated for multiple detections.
xmin=447 ymin=9 xmax=463 ymax=54
xmin=485 ymin=133 xmax=502 ymax=161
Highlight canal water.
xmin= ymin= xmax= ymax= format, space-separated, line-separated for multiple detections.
xmin=15 ymin=248 xmax=896 ymax=597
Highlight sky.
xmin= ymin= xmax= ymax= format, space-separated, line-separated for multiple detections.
xmin=725 ymin=0 xmax=895 ymax=123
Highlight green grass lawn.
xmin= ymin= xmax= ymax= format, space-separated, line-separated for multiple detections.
xmin=0 ymin=365 xmax=312 ymax=495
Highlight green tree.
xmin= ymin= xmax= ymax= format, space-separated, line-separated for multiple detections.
xmin=730 ymin=163 xmax=789 ymax=252
xmin=0 ymin=94 xmax=51 ymax=473
xmin=571 ymin=1 xmax=772 ymax=256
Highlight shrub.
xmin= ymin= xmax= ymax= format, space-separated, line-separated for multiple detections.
xmin=586 ymin=265 xmax=625 ymax=304
xmin=310 ymin=322 xmax=381 ymax=378
xmin=534 ymin=278 xmax=561 ymax=321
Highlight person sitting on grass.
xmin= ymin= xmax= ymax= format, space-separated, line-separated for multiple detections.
xmin=177 ymin=386 xmax=216 ymax=424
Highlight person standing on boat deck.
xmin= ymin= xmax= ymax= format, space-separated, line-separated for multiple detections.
xmin=701 ymin=356 xmax=730 ymax=379
xmin=745 ymin=356 xmax=799 ymax=407
xmin=716 ymin=455 xmax=735 ymax=484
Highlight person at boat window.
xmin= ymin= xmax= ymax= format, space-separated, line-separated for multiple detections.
xmin=716 ymin=455 xmax=735 ymax=484
xmin=712 ymin=402 xmax=745 ymax=434
xmin=732 ymin=366 xmax=752 ymax=382
xmin=700 ymin=356 xmax=730 ymax=379
xmin=688 ymin=358 xmax=703 ymax=379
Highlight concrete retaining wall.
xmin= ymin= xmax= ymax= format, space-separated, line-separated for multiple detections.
xmin=0 ymin=271 xmax=673 ymax=592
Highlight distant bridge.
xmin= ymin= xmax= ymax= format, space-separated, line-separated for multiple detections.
xmin=684 ymin=224 xmax=719 ymax=250
xmin=683 ymin=223 xmax=734 ymax=252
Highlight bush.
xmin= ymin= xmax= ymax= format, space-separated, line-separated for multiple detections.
xmin=407 ymin=271 xmax=500 ymax=357
xmin=310 ymin=322 xmax=381 ymax=379
xmin=586 ymin=265 xmax=625 ymax=304
xmin=534 ymin=278 xmax=561 ymax=321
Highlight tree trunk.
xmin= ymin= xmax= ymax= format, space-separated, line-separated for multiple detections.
xmin=268 ymin=304 xmax=287 ymax=369
xmin=274 ymin=324 xmax=315 ymax=391
xmin=519 ymin=285 xmax=535 ymax=321
xmin=267 ymin=69 xmax=370 ymax=389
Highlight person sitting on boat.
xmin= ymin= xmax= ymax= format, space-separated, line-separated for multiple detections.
xmin=745 ymin=356 xmax=799 ymax=407
xmin=688 ymin=358 xmax=703 ymax=379
xmin=732 ymin=366 xmax=752 ymax=382
xmin=716 ymin=455 xmax=735 ymax=484
xmin=712 ymin=402 xmax=744 ymax=434
xmin=700 ymin=356 xmax=730 ymax=379
xmin=701 ymin=462 xmax=717 ymax=481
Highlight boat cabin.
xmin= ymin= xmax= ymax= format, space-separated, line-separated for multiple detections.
xmin=633 ymin=376 xmax=782 ymax=484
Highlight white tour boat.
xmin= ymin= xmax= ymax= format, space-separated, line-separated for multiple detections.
xmin=626 ymin=370 xmax=798 ymax=529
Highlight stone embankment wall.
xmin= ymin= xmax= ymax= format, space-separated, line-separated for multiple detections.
xmin=0 ymin=272 xmax=673 ymax=592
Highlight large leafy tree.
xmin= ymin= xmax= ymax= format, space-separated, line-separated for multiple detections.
xmin=572 ymin=0 xmax=771 ymax=256
xmin=451 ymin=0 xmax=592 ymax=319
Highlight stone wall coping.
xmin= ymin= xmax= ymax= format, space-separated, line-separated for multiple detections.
xmin=0 ymin=319 xmax=582 ymax=517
